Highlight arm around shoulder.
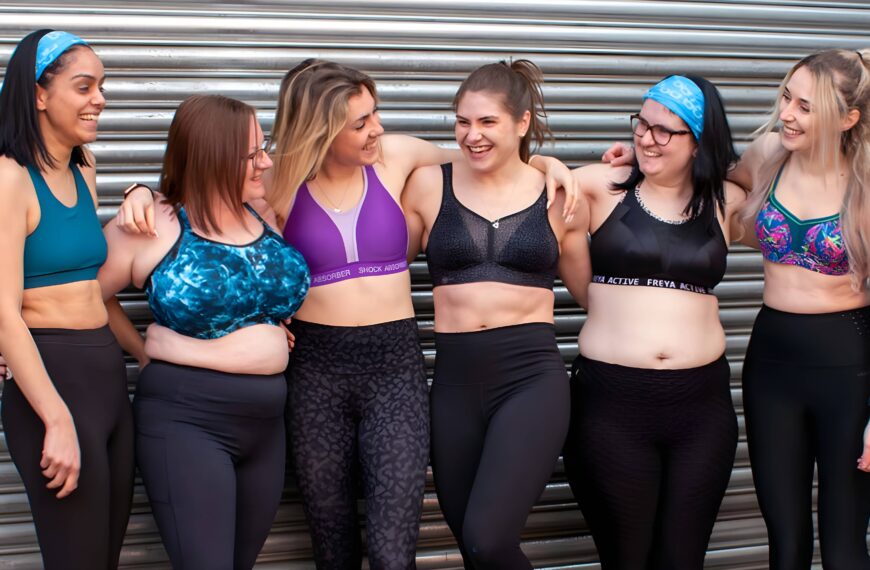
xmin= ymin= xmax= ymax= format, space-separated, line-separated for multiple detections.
xmin=401 ymin=163 xmax=442 ymax=261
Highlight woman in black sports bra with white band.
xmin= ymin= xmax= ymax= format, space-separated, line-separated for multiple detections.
xmin=403 ymin=60 xmax=589 ymax=569
xmin=565 ymin=75 xmax=747 ymax=570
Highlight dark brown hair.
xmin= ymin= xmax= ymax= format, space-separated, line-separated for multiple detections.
xmin=452 ymin=59 xmax=552 ymax=163
xmin=159 ymin=95 xmax=255 ymax=234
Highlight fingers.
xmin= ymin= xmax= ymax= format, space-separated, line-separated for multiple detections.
xmin=0 ymin=354 xmax=8 ymax=380
xmin=601 ymin=142 xmax=627 ymax=163
xmin=40 ymin=451 xmax=80 ymax=498
xmin=144 ymin=203 xmax=157 ymax=237
xmin=562 ymin=178 xmax=578 ymax=223
xmin=545 ymin=175 xmax=556 ymax=210
xmin=859 ymin=427 xmax=870 ymax=472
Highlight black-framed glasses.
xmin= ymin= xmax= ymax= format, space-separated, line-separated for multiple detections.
xmin=244 ymin=138 xmax=272 ymax=168
xmin=630 ymin=114 xmax=691 ymax=146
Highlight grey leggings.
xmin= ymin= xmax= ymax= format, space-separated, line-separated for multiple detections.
xmin=286 ymin=318 xmax=429 ymax=570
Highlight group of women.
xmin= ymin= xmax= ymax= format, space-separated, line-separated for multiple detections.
xmin=0 ymin=25 xmax=867 ymax=570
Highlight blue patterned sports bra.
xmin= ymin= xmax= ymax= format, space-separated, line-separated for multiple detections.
xmin=146 ymin=205 xmax=310 ymax=339
xmin=755 ymin=165 xmax=849 ymax=276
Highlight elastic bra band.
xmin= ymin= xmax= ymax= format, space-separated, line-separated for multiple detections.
xmin=309 ymin=260 xmax=408 ymax=287
xmin=643 ymin=75 xmax=705 ymax=140
xmin=592 ymin=274 xmax=714 ymax=295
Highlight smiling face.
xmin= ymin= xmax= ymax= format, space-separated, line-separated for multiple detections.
xmin=778 ymin=65 xmax=817 ymax=153
xmin=326 ymin=86 xmax=383 ymax=167
xmin=241 ymin=116 xmax=273 ymax=202
xmin=634 ymin=99 xmax=697 ymax=181
xmin=454 ymin=90 xmax=530 ymax=172
xmin=35 ymin=46 xmax=105 ymax=150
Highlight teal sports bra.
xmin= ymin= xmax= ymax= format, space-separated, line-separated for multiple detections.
xmin=23 ymin=163 xmax=107 ymax=289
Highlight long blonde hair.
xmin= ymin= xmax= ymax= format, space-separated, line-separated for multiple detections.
xmin=268 ymin=59 xmax=378 ymax=222
xmin=742 ymin=49 xmax=870 ymax=289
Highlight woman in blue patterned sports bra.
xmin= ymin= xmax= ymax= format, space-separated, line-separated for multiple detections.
xmin=730 ymin=50 xmax=870 ymax=569
xmin=98 ymin=95 xmax=309 ymax=569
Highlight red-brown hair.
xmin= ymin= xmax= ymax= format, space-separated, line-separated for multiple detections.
xmin=159 ymin=95 xmax=254 ymax=234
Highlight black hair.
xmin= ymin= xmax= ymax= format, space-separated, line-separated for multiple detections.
xmin=612 ymin=75 xmax=738 ymax=227
xmin=0 ymin=29 xmax=92 ymax=169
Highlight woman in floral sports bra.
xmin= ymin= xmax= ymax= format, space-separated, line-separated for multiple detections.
xmin=733 ymin=49 xmax=870 ymax=569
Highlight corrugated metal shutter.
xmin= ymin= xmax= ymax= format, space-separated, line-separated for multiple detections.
xmin=1 ymin=1 xmax=868 ymax=567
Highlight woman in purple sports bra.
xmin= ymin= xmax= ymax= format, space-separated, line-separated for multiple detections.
xmin=119 ymin=58 xmax=576 ymax=568
xmin=730 ymin=49 xmax=870 ymax=570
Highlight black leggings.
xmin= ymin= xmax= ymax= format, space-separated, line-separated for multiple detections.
xmin=1 ymin=326 xmax=134 ymax=570
xmin=743 ymin=305 xmax=870 ymax=570
xmin=563 ymin=354 xmax=737 ymax=570
xmin=286 ymin=318 xmax=429 ymax=570
xmin=134 ymin=361 xmax=286 ymax=570
xmin=431 ymin=322 xmax=569 ymax=570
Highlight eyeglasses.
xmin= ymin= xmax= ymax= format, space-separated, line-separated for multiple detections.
xmin=244 ymin=138 xmax=272 ymax=169
xmin=630 ymin=114 xmax=691 ymax=146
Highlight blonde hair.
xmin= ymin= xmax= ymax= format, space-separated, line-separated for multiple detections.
xmin=268 ymin=59 xmax=377 ymax=223
xmin=742 ymin=49 xmax=870 ymax=289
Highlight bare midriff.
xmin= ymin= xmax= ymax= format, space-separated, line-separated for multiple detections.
xmin=21 ymin=280 xmax=108 ymax=330
xmin=293 ymin=270 xmax=414 ymax=326
xmin=433 ymin=281 xmax=555 ymax=333
xmin=579 ymin=283 xmax=725 ymax=370
xmin=761 ymin=262 xmax=870 ymax=314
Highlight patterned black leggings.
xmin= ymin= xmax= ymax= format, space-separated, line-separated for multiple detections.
xmin=286 ymin=318 xmax=429 ymax=570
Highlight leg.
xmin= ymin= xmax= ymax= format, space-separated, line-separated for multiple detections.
xmin=430 ymin=381 xmax=487 ymax=563
xmin=358 ymin=352 xmax=429 ymax=569
xmin=1 ymin=329 xmax=130 ymax=570
xmin=286 ymin=363 xmax=360 ymax=569
xmin=814 ymin=365 xmax=870 ymax=570
xmin=134 ymin=363 xmax=239 ymax=570
xmin=233 ymin=416 xmax=287 ymax=570
xmin=743 ymin=355 xmax=815 ymax=570
xmin=106 ymin=369 xmax=135 ymax=568
xmin=459 ymin=370 xmax=569 ymax=570
xmin=563 ymin=358 xmax=662 ymax=570
xmin=653 ymin=359 xmax=737 ymax=570
xmin=3 ymin=380 xmax=112 ymax=569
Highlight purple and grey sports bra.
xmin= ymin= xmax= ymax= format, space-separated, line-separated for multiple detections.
xmin=282 ymin=165 xmax=409 ymax=287
xmin=755 ymin=165 xmax=849 ymax=276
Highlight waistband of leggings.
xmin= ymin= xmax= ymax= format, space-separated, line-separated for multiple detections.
xmin=28 ymin=324 xmax=116 ymax=346
xmin=434 ymin=321 xmax=555 ymax=344
xmin=758 ymin=303 xmax=870 ymax=322
xmin=573 ymin=352 xmax=729 ymax=380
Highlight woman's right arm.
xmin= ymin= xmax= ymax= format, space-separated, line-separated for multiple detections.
xmin=0 ymin=162 xmax=80 ymax=499
xmin=116 ymin=185 xmax=158 ymax=235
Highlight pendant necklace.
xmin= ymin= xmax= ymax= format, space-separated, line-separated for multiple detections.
xmin=489 ymin=176 xmax=521 ymax=229
xmin=313 ymin=169 xmax=356 ymax=213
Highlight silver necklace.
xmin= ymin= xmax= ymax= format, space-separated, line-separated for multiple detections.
xmin=634 ymin=186 xmax=690 ymax=225
xmin=312 ymin=169 xmax=357 ymax=213
xmin=489 ymin=176 xmax=521 ymax=229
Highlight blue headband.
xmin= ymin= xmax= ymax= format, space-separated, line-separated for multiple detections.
xmin=34 ymin=31 xmax=88 ymax=81
xmin=643 ymin=75 xmax=705 ymax=140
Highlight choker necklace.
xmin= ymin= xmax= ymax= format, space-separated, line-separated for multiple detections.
xmin=634 ymin=186 xmax=691 ymax=225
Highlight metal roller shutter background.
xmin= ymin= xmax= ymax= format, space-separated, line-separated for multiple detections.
xmin=0 ymin=1 xmax=868 ymax=567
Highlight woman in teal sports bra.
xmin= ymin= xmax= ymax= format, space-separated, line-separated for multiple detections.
xmin=0 ymin=30 xmax=134 ymax=569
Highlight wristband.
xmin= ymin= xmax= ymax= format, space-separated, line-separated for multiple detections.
xmin=123 ymin=183 xmax=153 ymax=198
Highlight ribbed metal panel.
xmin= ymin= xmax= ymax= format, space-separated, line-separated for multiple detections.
xmin=0 ymin=2 xmax=868 ymax=567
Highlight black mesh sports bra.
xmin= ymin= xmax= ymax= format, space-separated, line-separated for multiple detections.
xmin=426 ymin=163 xmax=559 ymax=289
xmin=590 ymin=187 xmax=727 ymax=295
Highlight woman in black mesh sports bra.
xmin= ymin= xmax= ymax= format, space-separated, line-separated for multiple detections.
xmin=403 ymin=60 xmax=589 ymax=569
xmin=563 ymin=76 xmax=748 ymax=570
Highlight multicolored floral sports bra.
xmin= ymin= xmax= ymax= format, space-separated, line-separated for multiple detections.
xmin=755 ymin=165 xmax=849 ymax=276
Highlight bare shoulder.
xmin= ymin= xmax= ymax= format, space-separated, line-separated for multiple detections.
xmin=573 ymin=162 xmax=631 ymax=199
xmin=0 ymin=157 xmax=32 ymax=209
xmin=744 ymin=132 xmax=782 ymax=166
xmin=404 ymin=163 xmax=442 ymax=198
